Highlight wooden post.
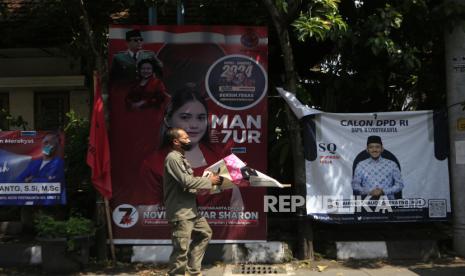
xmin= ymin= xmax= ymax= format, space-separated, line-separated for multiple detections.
xmin=104 ymin=198 xmax=116 ymax=263
xmin=94 ymin=198 xmax=107 ymax=261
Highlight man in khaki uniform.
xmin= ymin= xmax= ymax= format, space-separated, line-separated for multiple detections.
xmin=163 ymin=127 xmax=221 ymax=276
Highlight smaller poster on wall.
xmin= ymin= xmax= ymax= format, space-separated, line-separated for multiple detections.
xmin=302 ymin=110 xmax=451 ymax=223
xmin=0 ymin=131 xmax=66 ymax=206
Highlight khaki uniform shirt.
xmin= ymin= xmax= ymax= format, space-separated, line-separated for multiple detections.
xmin=163 ymin=150 xmax=211 ymax=222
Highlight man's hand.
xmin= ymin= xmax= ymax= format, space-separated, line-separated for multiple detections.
xmin=209 ymin=174 xmax=221 ymax=186
xmin=369 ymin=188 xmax=384 ymax=198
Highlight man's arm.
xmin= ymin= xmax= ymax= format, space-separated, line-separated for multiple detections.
xmin=165 ymin=157 xmax=214 ymax=190
xmin=383 ymin=165 xmax=404 ymax=195
xmin=351 ymin=165 xmax=370 ymax=195
xmin=31 ymin=158 xmax=64 ymax=183
xmin=15 ymin=162 xmax=34 ymax=182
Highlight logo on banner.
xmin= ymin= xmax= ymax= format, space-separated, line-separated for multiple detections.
xmin=318 ymin=142 xmax=341 ymax=164
xmin=240 ymin=29 xmax=259 ymax=48
xmin=205 ymin=55 xmax=267 ymax=110
xmin=113 ymin=204 xmax=138 ymax=228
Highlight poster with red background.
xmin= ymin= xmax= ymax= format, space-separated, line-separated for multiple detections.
xmin=108 ymin=25 xmax=268 ymax=243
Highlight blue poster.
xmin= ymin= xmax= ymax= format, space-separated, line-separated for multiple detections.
xmin=0 ymin=131 xmax=66 ymax=205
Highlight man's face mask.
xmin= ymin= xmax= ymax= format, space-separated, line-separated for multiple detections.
xmin=180 ymin=141 xmax=192 ymax=151
xmin=42 ymin=145 xmax=55 ymax=156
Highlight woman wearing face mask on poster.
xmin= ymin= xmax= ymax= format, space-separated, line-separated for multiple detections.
xmin=140 ymin=84 xmax=244 ymax=208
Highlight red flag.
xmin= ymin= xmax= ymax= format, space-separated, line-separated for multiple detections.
xmin=87 ymin=71 xmax=112 ymax=199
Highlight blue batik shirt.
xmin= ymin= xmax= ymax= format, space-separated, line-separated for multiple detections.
xmin=351 ymin=156 xmax=404 ymax=199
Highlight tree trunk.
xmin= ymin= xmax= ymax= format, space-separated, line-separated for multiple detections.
xmin=262 ymin=0 xmax=314 ymax=260
xmin=78 ymin=0 xmax=111 ymax=261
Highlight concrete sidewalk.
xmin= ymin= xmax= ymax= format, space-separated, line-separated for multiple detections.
xmin=2 ymin=260 xmax=465 ymax=275
xmin=201 ymin=260 xmax=465 ymax=276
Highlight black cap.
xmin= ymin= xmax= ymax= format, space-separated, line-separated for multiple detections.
xmin=126 ymin=29 xmax=142 ymax=41
xmin=367 ymin=135 xmax=382 ymax=145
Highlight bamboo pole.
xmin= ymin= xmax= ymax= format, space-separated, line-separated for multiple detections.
xmin=103 ymin=198 xmax=116 ymax=263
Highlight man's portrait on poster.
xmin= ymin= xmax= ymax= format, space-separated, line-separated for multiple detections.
xmin=351 ymin=135 xmax=404 ymax=200
xmin=110 ymin=29 xmax=160 ymax=82
xmin=15 ymin=132 xmax=64 ymax=183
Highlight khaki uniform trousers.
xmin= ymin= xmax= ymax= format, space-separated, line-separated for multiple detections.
xmin=168 ymin=216 xmax=212 ymax=276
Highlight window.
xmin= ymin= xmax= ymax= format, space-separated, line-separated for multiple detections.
xmin=34 ymin=92 xmax=69 ymax=130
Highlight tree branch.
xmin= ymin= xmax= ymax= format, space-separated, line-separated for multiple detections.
xmin=78 ymin=0 xmax=104 ymax=72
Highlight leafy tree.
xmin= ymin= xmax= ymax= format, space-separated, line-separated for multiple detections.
xmin=63 ymin=111 xmax=94 ymax=217
xmin=284 ymin=1 xmax=465 ymax=112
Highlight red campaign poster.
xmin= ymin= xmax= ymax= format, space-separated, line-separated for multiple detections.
xmin=108 ymin=25 xmax=268 ymax=243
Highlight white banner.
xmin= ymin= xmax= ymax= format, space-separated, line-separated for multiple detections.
xmin=304 ymin=111 xmax=451 ymax=222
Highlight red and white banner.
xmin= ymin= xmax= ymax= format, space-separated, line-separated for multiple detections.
xmin=108 ymin=25 xmax=268 ymax=243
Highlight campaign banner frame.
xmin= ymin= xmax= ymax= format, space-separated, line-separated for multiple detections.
xmin=303 ymin=111 xmax=451 ymax=223
xmin=108 ymin=25 xmax=268 ymax=243
xmin=0 ymin=131 xmax=66 ymax=206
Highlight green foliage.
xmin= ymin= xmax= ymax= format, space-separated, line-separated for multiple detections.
xmin=35 ymin=212 xmax=94 ymax=250
xmin=292 ymin=0 xmax=347 ymax=42
xmin=284 ymin=0 xmax=465 ymax=112
xmin=0 ymin=109 xmax=29 ymax=130
xmin=364 ymin=4 xmax=409 ymax=60
xmin=64 ymin=110 xmax=95 ymax=218
xmin=64 ymin=110 xmax=90 ymax=190
xmin=35 ymin=213 xmax=94 ymax=238
xmin=274 ymin=0 xmax=288 ymax=13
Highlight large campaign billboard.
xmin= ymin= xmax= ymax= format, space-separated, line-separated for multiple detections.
xmin=0 ymin=131 xmax=66 ymax=205
xmin=108 ymin=25 xmax=268 ymax=243
xmin=303 ymin=111 xmax=451 ymax=222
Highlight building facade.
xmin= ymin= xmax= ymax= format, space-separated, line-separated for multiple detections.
xmin=0 ymin=48 xmax=89 ymax=130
